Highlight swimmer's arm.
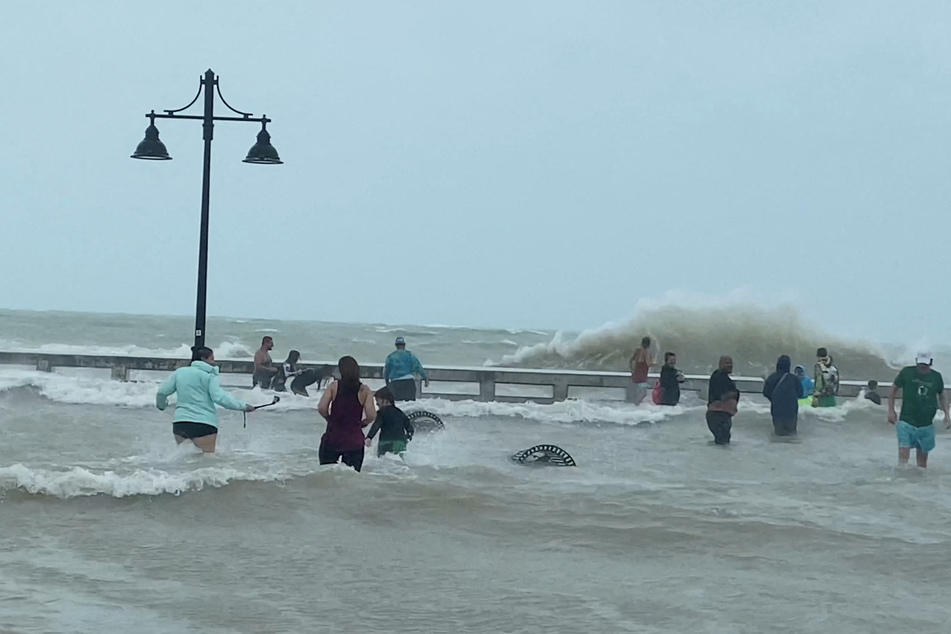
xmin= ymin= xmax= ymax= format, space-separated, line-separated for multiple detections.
xmin=209 ymin=376 xmax=249 ymax=411
xmin=413 ymin=355 xmax=429 ymax=382
xmin=366 ymin=417 xmax=382 ymax=441
xmin=155 ymin=373 xmax=177 ymax=410
xmin=360 ymin=384 xmax=376 ymax=427
xmin=887 ymin=383 xmax=899 ymax=423
xmin=317 ymin=382 xmax=334 ymax=420
xmin=938 ymin=390 xmax=950 ymax=427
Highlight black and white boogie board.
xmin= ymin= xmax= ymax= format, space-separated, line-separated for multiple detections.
xmin=510 ymin=444 xmax=577 ymax=467
xmin=407 ymin=410 xmax=445 ymax=432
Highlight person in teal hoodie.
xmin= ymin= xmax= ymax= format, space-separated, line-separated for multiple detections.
xmin=155 ymin=346 xmax=255 ymax=453
xmin=383 ymin=337 xmax=429 ymax=401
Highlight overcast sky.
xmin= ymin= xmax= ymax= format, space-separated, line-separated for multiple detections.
xmin=1 ymin=1 xmax=948 ymax=342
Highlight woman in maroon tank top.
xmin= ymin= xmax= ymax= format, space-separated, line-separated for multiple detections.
xmin=317 ymin=356 xmax=376 ymax=471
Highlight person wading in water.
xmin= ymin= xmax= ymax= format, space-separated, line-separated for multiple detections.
xmin=155 ymin=346 xmax=256 ymax=453
xmin=317 ymin=356 xmax=376 ymax=472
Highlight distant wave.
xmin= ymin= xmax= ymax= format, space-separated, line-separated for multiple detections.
xmin=0 ymin=339 xmax=254 ymax=360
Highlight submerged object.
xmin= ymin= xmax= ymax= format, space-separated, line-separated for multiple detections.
xmin=510 ymin=444 xmax=576 ymax=467
xmin=407 ymin=410 xmax=445 ymax=432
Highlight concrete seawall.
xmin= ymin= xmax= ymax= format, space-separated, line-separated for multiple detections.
xmin=0 ymin=351 xmax=890 ymax=404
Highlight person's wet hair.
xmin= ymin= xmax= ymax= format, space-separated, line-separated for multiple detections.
xmin=338 ymin=356 xmax=361 ymax=394
xmin=191 ymin=346 xmax=214 ymax=362
xmin=262 ymin=336 xmax=273 ymax=345
xmin=285 ymin=350 xmax=301 ymax=365
xmin=641 ymin=337 xmax=651 ymax=348
xmin=665 ymin=351 xmax=675 ymax=363
xmin=868 ymin=380 xmax=878 ymax=389
xmin=817 ymin=347 xmax=828 ymax=357
xmin=374 ymin=386 xmax=395 ymax=405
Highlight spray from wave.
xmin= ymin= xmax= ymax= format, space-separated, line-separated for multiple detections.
xmin=499 ymin=297 xmax=898 ymax=379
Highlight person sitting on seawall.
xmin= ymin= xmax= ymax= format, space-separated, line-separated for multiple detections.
xmin=794 ymin=365 xmax=814 ymax=407
xmin=317 ymin=356 xmax=376 ymax=472
xmin=658 ymin=351 xmax=686 ymax=406
xmin=887 ymin=352 xmax=950 ymax=468
xmin=706 ymin=356 xmax=739 ymax=445
xmin=155 ymin=346 xmax=256 ymax=453
xmin=274 ymin=350 xmax=323 ymax=397
xmin=864 ymin=380 xmax=882 ymax=406
xmin=252 ymin=336 xmax=281 ymax=389
xmin=813 ymin=347 xmax=839 ymax=408
xmin=763 ymin=355 xmax=804 ymax=436
xmin=629 ymin=336 xmax=655 ymax=405
xmin=365 ymin=386 xmax=415 ymax=457
xmin=383 ymin=337 xmax=429 ymax=401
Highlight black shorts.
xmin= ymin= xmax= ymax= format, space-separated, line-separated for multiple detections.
xmin=389 ymin=379 xmax=417 ymax=401
xmin=173 ymin=422 xmax=218 ymax=439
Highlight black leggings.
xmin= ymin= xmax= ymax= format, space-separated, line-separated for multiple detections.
xmin=318 ymin=439 xmax=365 ymax=472
xmin=706 ymin=411 xmax=733 ymax=445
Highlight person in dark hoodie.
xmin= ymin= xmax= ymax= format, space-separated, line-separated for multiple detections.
xmin=763 ymin=355 xmax=805 ymax=436
xmin=659 ymin=352 xmax=686 ymax=406
xmin=707 ymin=356 xmax=740 ymax=445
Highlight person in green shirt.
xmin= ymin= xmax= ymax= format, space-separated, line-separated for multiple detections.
xmin=887 ymin=352 xmax=951 ymax=468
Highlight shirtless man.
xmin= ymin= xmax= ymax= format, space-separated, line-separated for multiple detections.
xmin=253 ymin=336 xmax=279 ymax=389
xmin=629 ymin=337 xmax=654 ymax=405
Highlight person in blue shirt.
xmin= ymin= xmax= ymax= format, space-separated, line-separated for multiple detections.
xmin=794 ymin=364 xmax=814 ymax=401
xmin=156 ymin=346 xmax=255 ymax=453
xmin=383 ymin=337 xmax=429 ymax=401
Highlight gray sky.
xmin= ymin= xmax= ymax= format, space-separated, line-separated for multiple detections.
xmin=1 ymin=1 xmax=948 ymax=342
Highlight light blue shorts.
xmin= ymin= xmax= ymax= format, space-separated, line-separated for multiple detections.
xmin=896 ymin=420 xmax=936 ymax=453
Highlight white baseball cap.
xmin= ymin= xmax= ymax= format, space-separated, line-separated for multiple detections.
xmin=916 ymin=352 xmax=933 ymax=365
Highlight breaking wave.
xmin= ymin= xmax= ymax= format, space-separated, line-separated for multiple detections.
xmin=499 ymin=299 xmax=898 ymax=379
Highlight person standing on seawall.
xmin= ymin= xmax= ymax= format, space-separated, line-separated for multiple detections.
xmin=384 ymin=337 xmax=429 ymax=401
xmin=887 ymin=352 xmax=950 ymax=468
xmin=813 ymin=347 xmax=839 ymax=407
xmin=317 ymin=356 xmax=376 ymax=472
xmin=629 ymin=337 xmax=654 ymax=405
xmin=155 ymin=346 xmax=256 ymax=453
xmin=707 ymin=356 xmax=739 ymax=445
xmin=763 ymin=355 xmax=804 ymax=436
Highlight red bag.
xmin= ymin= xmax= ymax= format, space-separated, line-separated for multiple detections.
xmin=651 ymin=380 xmax=663 ymax=405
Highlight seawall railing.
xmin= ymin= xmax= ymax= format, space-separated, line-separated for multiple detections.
xmin=0 ymin=352 xmax=886 ymax=404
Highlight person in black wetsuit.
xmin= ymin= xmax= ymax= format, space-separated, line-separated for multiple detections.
xmin=763 ymin=354 xmax=804 ymax=436
xmin=659 ymin=352 xmax=686 ymax=406
xmin=365 ymin=387 xmax=415 ymax=457
xmin=275 ymin=350 xmax=324 ymax=397
xmin=707 ymin=356 xmax=739 ymax=445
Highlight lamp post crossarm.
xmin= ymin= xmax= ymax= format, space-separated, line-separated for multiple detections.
xmin=148 ymin=113 xmax=271 ymax=124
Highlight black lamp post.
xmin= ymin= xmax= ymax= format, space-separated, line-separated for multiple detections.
xmin=132 ymin=69 xmax=282 ymax=351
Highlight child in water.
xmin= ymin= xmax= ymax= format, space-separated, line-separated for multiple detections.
xmin=365 ymin=387 xmax=415 ymax=457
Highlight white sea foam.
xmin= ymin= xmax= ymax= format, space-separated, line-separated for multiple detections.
xmin=0 ymin=368 xmax=690 ymax=425
xmin=0 ymin=462 xmax=298 ymax=498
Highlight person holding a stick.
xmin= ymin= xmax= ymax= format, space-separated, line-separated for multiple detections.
xmin=155 ymin=346 xmax=257 ymax=453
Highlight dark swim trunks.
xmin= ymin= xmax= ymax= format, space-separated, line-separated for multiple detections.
xmin=173 ymin=422 xmax=218 ymax=439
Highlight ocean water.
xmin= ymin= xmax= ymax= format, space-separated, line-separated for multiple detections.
xmin=1 ymin=309 xmax=950 ymax=633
